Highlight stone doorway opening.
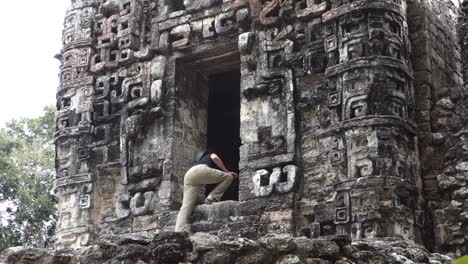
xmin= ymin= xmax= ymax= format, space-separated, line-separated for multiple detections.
xmin=174 ymin=50 xmax=241 ymax=202
xmin=205 ymin=69 xmax=241 ymax=201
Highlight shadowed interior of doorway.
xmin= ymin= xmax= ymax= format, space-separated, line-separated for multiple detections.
xmin=205 ymin=69 xmax=241 ymax=201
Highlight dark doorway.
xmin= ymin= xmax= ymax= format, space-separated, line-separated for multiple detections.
xmin=205 ymin=69 xmax=241 ymax=201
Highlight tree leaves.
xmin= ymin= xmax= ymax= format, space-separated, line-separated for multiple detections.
xmin=0 ymin=106 xmax=57 ymax=250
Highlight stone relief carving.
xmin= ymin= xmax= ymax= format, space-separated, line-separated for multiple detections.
xmin=53 ymin=0 xmax=464 ymax=255
xmin=252 ymin=165 xmax=298 ymax=197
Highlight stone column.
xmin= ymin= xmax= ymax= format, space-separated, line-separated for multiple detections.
xmin=54 ymin=0 xmax=98 ymax=250
xmin=299 ymin=0 xmax=423 ymax=242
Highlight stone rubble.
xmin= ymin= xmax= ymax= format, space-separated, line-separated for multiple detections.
xmin=0 ymin=232 xmax=454 ymax=264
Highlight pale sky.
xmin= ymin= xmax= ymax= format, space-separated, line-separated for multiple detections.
xmin=0 ymin=1 xmax=69 ymax=127
xmin=0 ymin=0 xmax=461 ymax=127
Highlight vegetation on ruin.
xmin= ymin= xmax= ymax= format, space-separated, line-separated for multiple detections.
xmin=0 ymin=106 xmax=56 ymax=250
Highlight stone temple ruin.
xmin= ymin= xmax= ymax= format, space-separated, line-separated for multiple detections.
xmin=6 ymin=0 xmax=468 ymax=262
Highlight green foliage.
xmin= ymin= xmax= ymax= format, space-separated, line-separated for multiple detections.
xmin=453 ymin=256 xmax=468 ymax=264
xmin=0 ymin=106 xmax=57 ymax=251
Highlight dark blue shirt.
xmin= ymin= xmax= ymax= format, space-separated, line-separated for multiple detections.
xmin=196 ymin=152 xmax=220 ymax=170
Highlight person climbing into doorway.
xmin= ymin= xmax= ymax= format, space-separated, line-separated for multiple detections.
xmin=174 ymin=150 xmax=238 ymax=233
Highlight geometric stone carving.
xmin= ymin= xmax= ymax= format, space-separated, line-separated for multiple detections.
xmin=130 ymin=191 xmax=156 ymax=216
xmin=347 ymin=96 xmax=368 ymax=119
xmin=170 ymin=24 xmax=191 ymax=49
xmin=273 ymin=165 xmax=297 ymax=194
xmin=252 ymin=169 xmax=273 ymax=197
xmin=355 ymin=159 xmax=373 ymax=178
xmin=201 ymin=17 xmax=216 ymax=39
xmin=151 ymin=80 xmax=163 ymax=105
xmin=252 ymin=165 xmax=298 ymax=197
xmin=116 ymin=194 xmax=131 ymax=219
xmin=117 ymin=191 xmax=157 ymax=218
xmin=295 ymin=0 xmax=328 ymax=19
xmin=79 ymin=195 xmax=92 ymax=209
xmin=215 ymin=11 xmax=237 ymax=35
xmin=150 ymin=56 xmax=167 ymax=80
xmin=258 ymin=0 xmax=280 ymax=26
xmin=243 ymin=80 xmax=283 ymax=100
xmin=239 ymin=32 xmax=255 ymax=55
xmin=335 ymin=192 xmax=350 ymax=224
xmin=55 ymin=173 xmax=93 ymax=189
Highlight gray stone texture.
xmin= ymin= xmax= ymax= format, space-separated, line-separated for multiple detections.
xmin=0 ymin=232 xmax=453 ymax=264
xmin=17 ymin=0 xmax=468 ymax=261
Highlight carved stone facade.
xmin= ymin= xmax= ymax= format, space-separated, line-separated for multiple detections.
xmin=53 ymin=0 xmax=467 ymax=258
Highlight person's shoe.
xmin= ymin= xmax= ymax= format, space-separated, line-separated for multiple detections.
xmin=181 ymin=224 xmax=192 ymax=236
xmin=204 ymin=195 xmax=219 ymax=204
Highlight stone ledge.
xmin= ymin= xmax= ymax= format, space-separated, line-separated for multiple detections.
xmin=0 ymin=232 xmax=453 ymax=264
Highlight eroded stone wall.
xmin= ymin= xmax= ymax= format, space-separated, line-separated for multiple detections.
xmin=53 ymin=0 xmax=467 ymax=258
xmin=408 ymin=0 xmax=468 ymax=255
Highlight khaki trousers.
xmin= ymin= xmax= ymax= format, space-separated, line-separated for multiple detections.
xmin=175 ymin=164 xmax=233 ymax=232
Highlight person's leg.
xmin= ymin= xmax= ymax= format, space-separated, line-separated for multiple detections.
xmin=175 ymin=166 xmax=206 ymax=232
xmin=208 ymin=172 xmax=233 ymax=201
xmin=175 ymin=184 xmax=200 ymax=232
xmin=189 ymin=166 xmax=233 ymax=202
xmin=175 ymin=165 xmax=234 ymax=231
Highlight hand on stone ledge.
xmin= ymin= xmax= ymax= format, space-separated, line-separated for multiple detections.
xmin=230 ymin=172 xmax=239 ymax=179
